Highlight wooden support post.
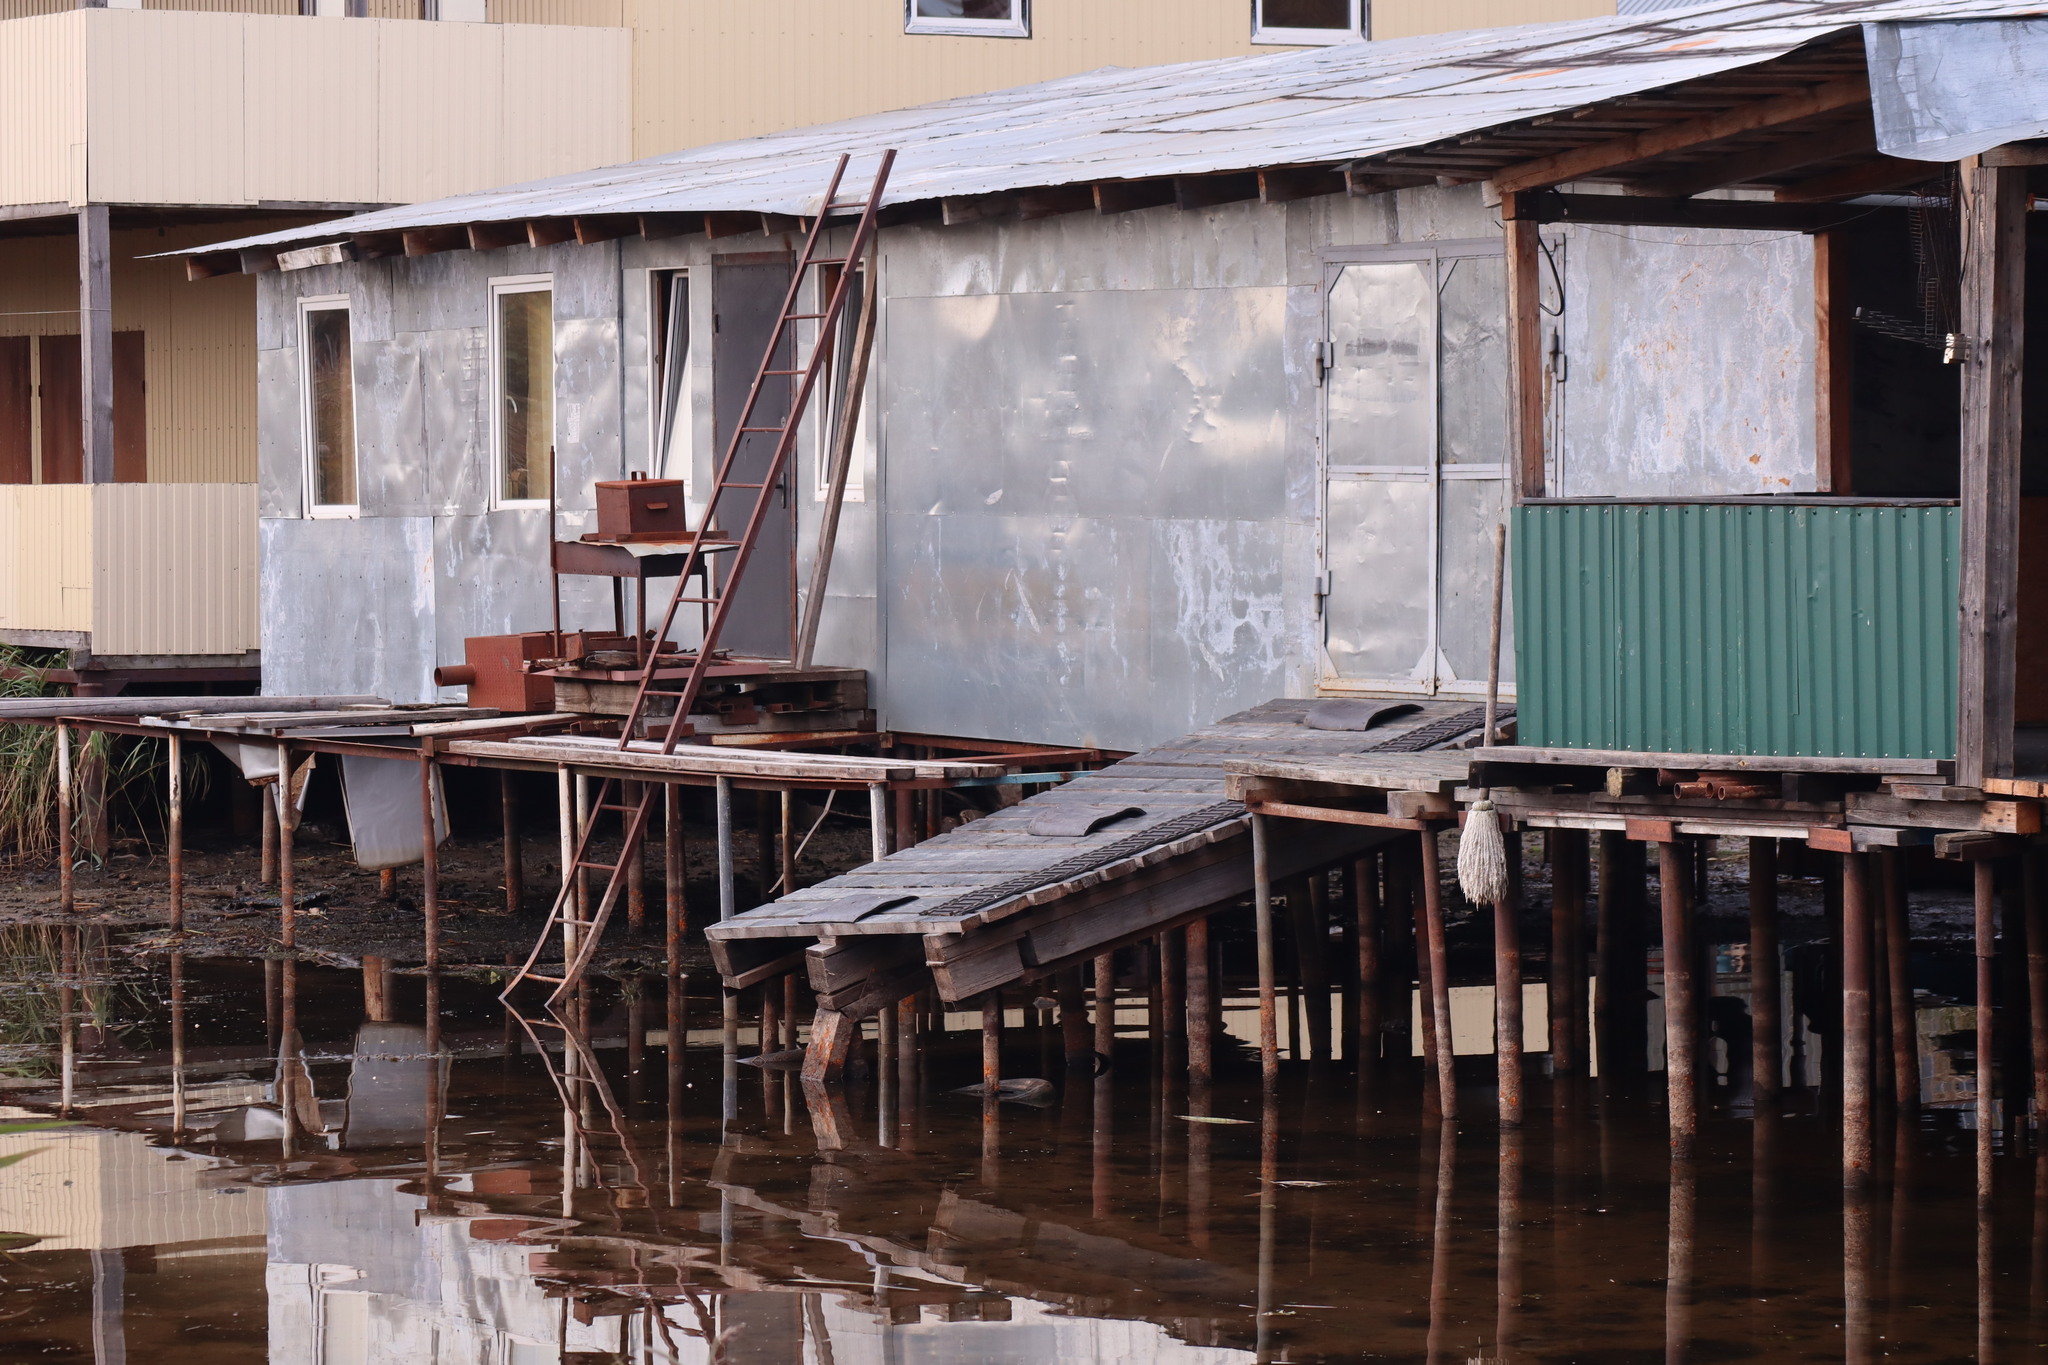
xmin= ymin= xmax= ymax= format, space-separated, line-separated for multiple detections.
xmin=1253 ymin=815 xmax=1279 ymax=1086
xmin=557 ymin=766 xmax=577 ymax=965
xmin=800 ymin=1008 xmax=856 ymax=1086
xmin=1505 ymin=211 xmax=1546 ymax=499
xmin=2028 ymin=850 xmax=2048 ymax=1131
xmin=1842 ymin=850 xmax=1874 ymax=1187
xmin=893 ymin=785 xmax=913 ymax=854
xmin=420 ymin=753 xmax=441 ymax=972
xmin=779 ymin=787 xmax=796 ymax=897
xmin=1976 ymin=861 xmax=1997 ymax=1205
xmin=761 ymin=977 xmax=782 ymax=1058
xmin=362 ymin=955 xmax=393 ymax=1022
xmin=1419 ymin=825 xmax=1458 ymax=1120
xmin=77 ymin=205 xmax=113 ymax=485
xmin=1658 ymin=837 xmax=1697 ymax=1154
xmin=1750 ymin=838 xmax=1782 ymax=1108
xmin=1291 ymin=872 xmax=1332 ymax=1062
xmin=664 ymin=783 xmax=685 ymax=979
xmin=166 ymin=733 xmax=184 ymax=934
xmin=715 ymin=775 xmax=735 ymax=923
xmin=867 ymin=782 xmax=888 ymax=863
xmin=1497 ymin=832 xmax=1524 ymax=1127
xmin=753 ymin=789 xmax=775 ymax=899
xmin=1386 ymin=843 xmax=1416 ymax=1063
xmin=625 ymin=780 xmax=646 ymax=932
xmin=500 ymin=770 xmax=523 ymax=918
xmin=783 ymin=972 xmax=798 ymax=1051
xmin=1355 ymin=854 xmax=1382 ymax=1068
xmin=1548 ymin=831 xmax=1579 ymax=1076
xmin=1162 ymin=927 xmax=1187 ymax=1048
xmin=1597 ymin=832 xmax=1650 ymax=1082
xmin=1094 ymin=951 xmax=1116 ymax=1063
xmin=1187 ymin=916 xmax=1214 ymax=1085
xmin=982 ymin=991 xmax=1002 ymax=1092
xmin=1956 ymin=156 xmax=2028 ymax=787
xmin=259 ymin=781 xmax=278 ymax=888
xmin=1880 ymin=847 xmax=1918 ymax=1109
xmin=1815 ymin=230 xmax=1853 ymax=493
xmin=56 ymin=724 xmax=73 ymax=914
xmin=1057 ymin=966 xmax=1090 ymax=1071
xmin=277 ymin=741 xmax=297 ymax=951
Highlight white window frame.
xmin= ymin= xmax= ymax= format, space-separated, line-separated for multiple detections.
xmin=904 ymin=0 xmax=1030 ymax=38
xmin=490 ymin=274 xmax=555 ymax=511
xmin=297 ymin=294 xmax=358 ymax=519
xmin=812 ymin=262 xmax=870 ymax=505
xmin=648 ymin=267 xmax=693 ymax=488
xmin=1252 ymin=0 xmax=1366 ymax=45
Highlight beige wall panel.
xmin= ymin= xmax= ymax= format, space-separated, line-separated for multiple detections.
xmin=0 ymin=0 xmax=71 ymax=19
xmin=0 ymin=14 xmax=84 ymax=209
xmin=86 ymin=10 xmax=249 ymax=206
xmin=1371 ymin=0 xmax=1612 ymax=39
xmin=243 ymin=14 xmax=382 ymax=205
xmin=365 ymin=0 xmax=421 ymax=17
xmin=488 ymin=0 xmax=622 ymax=24
xmin=376 ymin=19 xmax=505 ymax=202
xmin=0 ymin=1127 xmax=266 ymax=1251
xmin=0 ymin=485 xmax=92 ymax=633
xmin=143 ymin=0 xmax=298 ymax=13
xmin=497 ymin=21 xmax=631 ymax=185
xmin=92 ymin=482 xmax=258 ymax=655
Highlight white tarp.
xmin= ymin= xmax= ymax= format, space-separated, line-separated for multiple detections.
xmin=1866 ymin=17 xmax=2048 ymax=160
xmin=340 ymin=753 xmax=449 ymax=871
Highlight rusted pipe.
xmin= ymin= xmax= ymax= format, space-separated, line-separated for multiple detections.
xmin=1842 ymin=850 xmax=1874 ymax=1188
xmin=664 ymin=783 xmax=685 ymax=980
xmin=1094 ymin=951 xmax=1116 ymax=1063
xmin=1496 ymin=827 xmax=1524 ymax=1127
xmin=1549 ymin=830 xmax=1581 ymax=1077
xmin=867 ymin=782 xmax=888 ymax=863
xmin=1420 ymin=825 xmax=1458 ymax=1120
xmin=2026 ymin=850 xmax=2048 ymax=1136
xmin=259 ymin=782 xmax=277 ymax=888
xmin=1749 ymin=838 xmax=1781 ymax=1107
xmin=625 ymin=780 xmax=646 ymax=932
xmin=166 ymin=732 xmax=184 ymax=934
xmin=1356 ymin=854 xmax=1382 ymax=1068
xmin=276 ymin=741 xmax=296 ymax=951
xmin=500 ymin=770 xmax=523 ymax=918
xmin=1882 ymin=845 xmax=1923 ymax=1104
xmin=1187 ymin=916 xmax=1214 ymax=1085
xmin=1253 ymin=814 xmax=1279 ymax=1087
xmin=1658 ymin=837 xmax=1697 ymax=1155
xmin=1976 ymin=860 xmax=1997 ymax=1206
xmin=779 ymin=787 xmax=796 ymax=898
xmin=557 ymin=765 xmax=578 ymax=965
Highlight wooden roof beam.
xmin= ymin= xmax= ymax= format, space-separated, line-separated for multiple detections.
xmin=1175 ymin=172 xmax=1260 ymax=210
xmin=1014 ymin=184 xmax=1095 ymax=220
xmin=1346 ymin=169 xmax=1435 ymax=196
xmin=1634 ymin=117 xmax=1877 ymax=197
xmin=352 ymin=231 xmax=405 ymax=260
xmin=1774 ymin=155 xmax=1942 ymax=202
xmin=573 ymin=214 xmax=638 ymax=245
xmin=1259 ymin=167 xmax=1346 ymax=203
xmin=1093 ymin=179 xmax=1177 ymax=214
xmin=941 ymin=192 xmax=1014 ymax=227
xmin=525 ymin=218 xmax=578 ymax=247
xmin=403 ymin=225 xmax=468 ymax=257
xmin=638 ymin=212 xmax=701 ymax=240
xmin=185 ymin=251 xmax=241 ymax=281
xmin=702 ymin=211 xmax=759 ymax=239
xmin=467 ymin=220 xmax=528 ymax=251
xmin=1486 ymin=73 xmax=1870 ymax=197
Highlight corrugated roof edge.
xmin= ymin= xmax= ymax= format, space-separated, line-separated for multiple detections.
xmin=163 ymin=0 xmax=2048 ymax=264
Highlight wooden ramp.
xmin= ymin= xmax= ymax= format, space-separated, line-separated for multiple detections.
xmin=705 ymin=698 xmax=1487 ymax=1049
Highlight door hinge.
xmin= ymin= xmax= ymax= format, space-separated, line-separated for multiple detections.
xmin=1313 ymin=570 xmax=1331 ymax=615
xmin=1310 ymin=340 xmax=1332 ymax=387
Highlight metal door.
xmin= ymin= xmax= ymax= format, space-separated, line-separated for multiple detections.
xmin=712 ymin=259 xmax=796 ymax=659
xmin=1319 ymin=241 xmax=1512 ymax=697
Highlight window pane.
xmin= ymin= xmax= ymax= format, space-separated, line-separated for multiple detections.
xmin=656 ymin=274 xmax=690 ymax=478
xmin=914 ymin=0 xmax=1014 ymax=17
xmin=1326 ymin=261 xmax=1434 ymax=467
xmin=498 ymin=289 xmax=553 ymax=503
xmin=1261 ymin=0 xmax=1352 ymax=29
xmin=304 ymin=308 xmax=355 ymax=508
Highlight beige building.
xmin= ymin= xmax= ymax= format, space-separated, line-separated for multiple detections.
xmin=0 ymin=0 xmax=1613 ymax=686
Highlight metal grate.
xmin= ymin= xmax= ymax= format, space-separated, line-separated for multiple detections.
xmin=1365 ymin=705 xmax=1511 ymax=753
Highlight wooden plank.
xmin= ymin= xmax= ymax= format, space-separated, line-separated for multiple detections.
xmin=1486 ymin=74 xmax=1870 ymax=196
xmin=448 ymin=736 xmax=980 ymax=784
xmin=1506 ymin=212 xmax=1546 ymax=498
xmin=1814 ymin=230 xmax=1852 ymax=493
xmin=1242 ymin=798 xmax=1426 ymax=831
xmin=1934 ymin=830 xmax=2029 ymax=860
xmin=1845 ymin=793 xmax=2039 ymax=835
xmin=1956 ymin=157 xmax=2028 ymax=786
xmin=1635 ymin=118 xmax=1876 ymax=198
xmin=1774 ymin=156 xmax=1939 ymax=203
xmin=1985 ymin=776 xmax=2048 ymax=799
xmin=1476 ymin=745 xmax=1950 ymax=777
xmin=78 ymin=204 xmax=113 ymax=485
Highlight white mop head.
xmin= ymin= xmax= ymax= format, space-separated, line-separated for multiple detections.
xmin=1458 ymin=798 xmax=1509 ymax=906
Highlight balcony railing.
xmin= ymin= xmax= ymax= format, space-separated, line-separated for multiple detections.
xmin=1512 ymin=498 xmax=1960 ymax=761
xmin=0 ymin=484 xmax=257 ymax=659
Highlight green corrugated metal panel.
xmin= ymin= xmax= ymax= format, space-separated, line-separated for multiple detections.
xmin=1512 ymin=502 xmax=1959 ymax=759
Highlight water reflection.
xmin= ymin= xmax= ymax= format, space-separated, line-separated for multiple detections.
xmin=0 ymin=947 xmax=2038 ymax=1363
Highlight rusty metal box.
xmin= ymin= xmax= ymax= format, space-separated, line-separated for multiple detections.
xmin=593 ymin=476 xmax=689 ymax=540
xmin=435 ymin=632 xmax=557 ymax=713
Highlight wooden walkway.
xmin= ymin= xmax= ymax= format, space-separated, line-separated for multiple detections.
xmin=706 ymin=698 xmax=1486 ymax=1018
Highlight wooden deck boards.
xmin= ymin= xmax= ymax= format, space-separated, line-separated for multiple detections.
xmin=706 ymin=697 xmax=1482 ymax=947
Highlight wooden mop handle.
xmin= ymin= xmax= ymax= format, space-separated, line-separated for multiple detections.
xmin=1484 ymin=521 xmax=1506 ymax=746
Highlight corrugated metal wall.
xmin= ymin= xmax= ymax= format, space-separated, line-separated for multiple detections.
xmin=1513 ymin=501 xmax=1960 ymax=759
xmin=93 ymin=482 xmax=258 ymax=654
xmin=0 ymin=484 xmax=92 ymax=634
xmin=0 ymin=13 xmax=84 ymax=206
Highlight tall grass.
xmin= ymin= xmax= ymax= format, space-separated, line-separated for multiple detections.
xmin=0 ymin=646 xmax=205 ymax=868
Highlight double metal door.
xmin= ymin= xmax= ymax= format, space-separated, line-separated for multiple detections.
xmin=1319 ymin=240 xmax=1512 ymax=697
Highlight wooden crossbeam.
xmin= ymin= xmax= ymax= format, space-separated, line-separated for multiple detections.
xmin=702 ymin=211 xmax=760 ymax=239
xmin=1486 ymin=74 xmax=1870 ymax=197
xmin=573 ymin=214 xmax=639 ymax=245
xmin=1258 ymin=167 xmax=1344 ymax=204
xmin=402 ymin=225 xmax=468 ymax=257
xmin=1774 ymin=155 xmax=1941 ymax=203
xmin=526 ymin=218 xmax=579 ymax=247
xmin=1635 ymin=117 xmax=1876 ymax=198
xmin=467 ymin=220 xmax=529 ymax=252
xmin=942 ymin=192 xmax=1013 ymax=227
xmin=1093 ymin=179 xmax=1177 ymax=214
xmin=638 ymin=212 xmax=701 ymax=239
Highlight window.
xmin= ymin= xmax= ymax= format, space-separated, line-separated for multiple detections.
xmin=492 ymin=277 xmax=554 ymax=507
xmin=905 ymin=0 xmax=1029 ymax=38
xmin=1253 ymin=0 xmax=1366 ymax=44
xmin=299 ymin=297 xmax=357 ymax=515
xmin=813 ymin=262 xmax=870 ymax=503
xmin=651 ymin=270 xmax=691 ymax=482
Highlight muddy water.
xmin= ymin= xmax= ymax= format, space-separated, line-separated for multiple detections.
xmin=0 ymin=937 xmax=2042 ymax=1364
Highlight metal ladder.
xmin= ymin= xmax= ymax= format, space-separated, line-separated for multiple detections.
xmin=503 ymin=150 xmax=895 ymax=1005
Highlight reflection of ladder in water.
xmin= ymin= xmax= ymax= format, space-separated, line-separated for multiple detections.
xmin=511 ymin=1007 xmax=653 ymax=1201
xmin=503 ymin=150 xmax=896 ymax=1006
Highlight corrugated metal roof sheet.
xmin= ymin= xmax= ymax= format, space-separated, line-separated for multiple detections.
xmin=182 ymin=0 xmax=2047 ymax=257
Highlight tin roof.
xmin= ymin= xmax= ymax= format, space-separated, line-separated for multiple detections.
xmin=183 ymin=0 xmax=2045 ymax=259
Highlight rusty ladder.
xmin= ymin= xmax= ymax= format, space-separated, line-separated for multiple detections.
xmin=503 ymin=150 xmax=896 ymax=1007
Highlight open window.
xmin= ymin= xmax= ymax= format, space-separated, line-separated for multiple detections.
xmin=1253 ymin=0 xmax=1366 ymax=45
xmin=491 ymin=276 xmax=553 ymax=508
xmin=651 ymin=269 xmax=691 ymax=484
xmin=298 ymin=296 xmax=358 ymax=516
xmin=812 ymin=260 xmax=869 ymax=503
xmin=905 ymin=0 xmax=1029 ymax=38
